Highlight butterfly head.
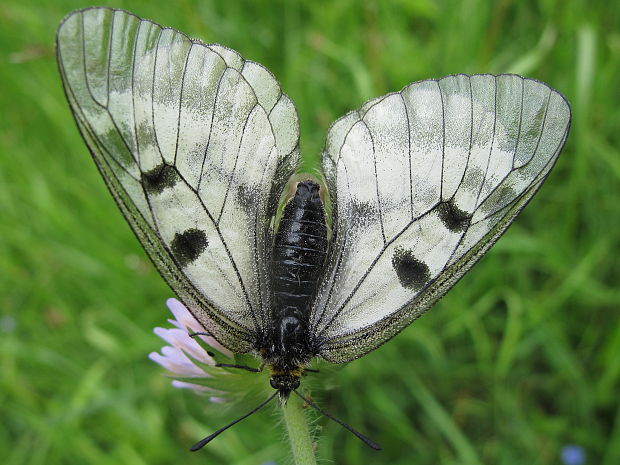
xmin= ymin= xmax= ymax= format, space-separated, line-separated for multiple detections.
xmin=269 ymin=373 xmax=301 ymax=399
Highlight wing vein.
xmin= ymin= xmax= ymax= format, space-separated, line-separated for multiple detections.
xmin=397 ymin=92 xmax=414 ymax=219
xmin=525 ymin=88 xmax=553 ymax=169
xmin=217 ymin=102 xmax=260 ymax=225
xmin=474 ymin=76 xmax=498 ymax=209
xmin=512 ymin=77 xmax=525 ymax=168
xmin=252 ymin=139 xmax=283 ymax=328
xmin=438 ymin=80 xmax=446 ymax=200
xmin=197 ymin=62 xmax=228 ymax=192
xmin=312 ymin=156 xmax=352 ymax=333
xmin=361 ymin=118 xmax=386 ymax=245
xmin=104 ymin=11 xmax=113 ymax=108
xmin=450 ymin=77 xmax=473 ymax=202
xmin=80 ymin=13 xmax=102 ymax=107
xmin=150 ymin=30 xmax=167 ymax=166
xmin=131 ymin=18 xmax=142 ymax=166
xmin=173 ymin=42 xmax=192 ymax=165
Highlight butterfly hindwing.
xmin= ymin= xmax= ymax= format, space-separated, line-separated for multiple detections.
xmin=313 ymin=74 xmax=570 ymax=362
xmin=57 ymin=7 xmax=300 ymax=351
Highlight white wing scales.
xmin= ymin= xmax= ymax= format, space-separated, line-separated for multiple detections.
xmin=314 ymin=74 xmax=570 ymax=362
xmin=57 ymin=7 xmax=300 ymax=351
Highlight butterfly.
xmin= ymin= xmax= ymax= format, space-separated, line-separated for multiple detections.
xmin=57 ymin=6 xmax=571 ymax=451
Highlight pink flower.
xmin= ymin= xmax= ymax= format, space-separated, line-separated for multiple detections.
xmin=149 ymin=298 xmax=233 ymax=394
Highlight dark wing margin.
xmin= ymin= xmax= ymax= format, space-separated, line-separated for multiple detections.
xmin=313 ymin=74 xmax=570 ymax=363
xmin=57 ymin=7 xmax=300 ymax=352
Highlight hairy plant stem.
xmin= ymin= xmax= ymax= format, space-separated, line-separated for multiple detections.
xmin=282 ymin=394 xmax=317 ymax=465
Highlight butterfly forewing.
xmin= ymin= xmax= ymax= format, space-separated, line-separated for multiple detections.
xmin=313 ymin=74 xmax=570 ymax=362
xmin=57 ymin=7 xmax=300 ymax=351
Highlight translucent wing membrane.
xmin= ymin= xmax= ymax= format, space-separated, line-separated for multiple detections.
xmin=57 ymin=7 xmax=300 ymax=351
xmin=314 ymin=74 xmax=570 ymax=362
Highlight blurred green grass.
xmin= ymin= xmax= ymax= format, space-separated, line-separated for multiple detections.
xmin=1 ymin=0 xmax=619 ymax=464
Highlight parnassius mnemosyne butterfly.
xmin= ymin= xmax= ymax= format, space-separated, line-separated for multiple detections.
xmin=57 ymin=7 xmax=571 ymax=450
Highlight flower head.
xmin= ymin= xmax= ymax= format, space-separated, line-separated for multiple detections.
xmin=149 ymin=298 xmax=233 ymax=395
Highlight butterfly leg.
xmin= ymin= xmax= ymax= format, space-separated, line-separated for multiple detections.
xmin=188 ymin=332 xmax=264 ymax=372
xmin=215 ymin=363 xmax=261 ymax=373
xmin=217 ymin=361 xmax=265 ymax=373
xmin=188 ymin=332 xmax=261 ymax=372
xmin=189 ymin=331 xmax=212 ymax=338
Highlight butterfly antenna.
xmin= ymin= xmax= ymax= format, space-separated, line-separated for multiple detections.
xmin=293 ymin=390 xmax=381 ymax=450
xmin=190 ymin=391 xmax=279 ymax=451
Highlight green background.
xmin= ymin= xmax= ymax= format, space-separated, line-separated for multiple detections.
xmin=1 ymin=0 xmax=619 ymax=464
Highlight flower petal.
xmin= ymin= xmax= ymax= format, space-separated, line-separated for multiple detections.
xmin=153 ymin=327 xmax=215 ymax=364
xmin=166 ymin=298 xmax=202 ymax=332
xmin=148 ymin=349 xmax=206 ymax=377
xmin=164 ymin=299 xmax=233 ymax=357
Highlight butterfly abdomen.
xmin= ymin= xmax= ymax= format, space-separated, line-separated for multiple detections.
xmin=272 ymin=180 xmax=328 ymax=311
xmin=269 ymin=180 xmax=327 ymax=364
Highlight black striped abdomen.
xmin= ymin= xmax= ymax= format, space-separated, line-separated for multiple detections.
xmin=272 ymin=180 xmax=327 ymax=320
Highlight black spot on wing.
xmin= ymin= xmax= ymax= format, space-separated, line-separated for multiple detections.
xmin=142 ymin=164 xmax=179 ymax=194
xmin=392 ymin=247 xmax=430 ymax=290
xmin=349 ymin=199 xmax=378 ymax=228
xmin=170 ymin=229 xmax=208 ymax=267
xmin=235 ymin=183 xmax=260 ymax=216
xmin=436 ymin=200 xmax=471 ymax=233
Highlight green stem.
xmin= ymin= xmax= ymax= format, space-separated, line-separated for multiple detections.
xmin=281 ymin=393 xmax=318 ymax=465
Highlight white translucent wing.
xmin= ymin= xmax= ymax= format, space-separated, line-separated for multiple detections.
xmin=313 ymin=74 xmax=570 ymax=362
xmin=57 ymin=7 xmax=300 ymax=351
